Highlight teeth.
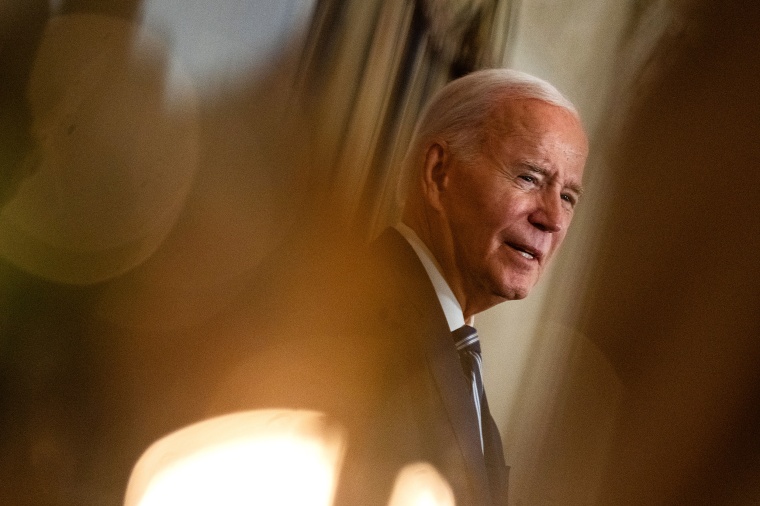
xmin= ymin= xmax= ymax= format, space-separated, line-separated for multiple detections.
xmin=506 ymin=242 xmax=537 ymax=260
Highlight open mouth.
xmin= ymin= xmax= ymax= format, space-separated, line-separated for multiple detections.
xmin=506 ymin=242 xmax=539 ymax=261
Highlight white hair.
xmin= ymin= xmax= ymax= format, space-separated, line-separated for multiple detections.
xmin=399 ymin=68 xmax=579 ymax=202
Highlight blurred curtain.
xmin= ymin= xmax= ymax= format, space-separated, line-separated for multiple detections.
xmin=0 ymin=1 xmax=49 ymax=206
xmin=582 ymin=1 xmax=760 ymax=503
xmin=290 ymin=0 xmax=517 ymax=238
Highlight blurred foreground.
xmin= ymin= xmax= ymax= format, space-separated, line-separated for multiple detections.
xmin=1 ymin=0 xmax=759 ymax=505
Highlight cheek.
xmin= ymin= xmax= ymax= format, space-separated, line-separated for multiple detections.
xmin=482 ymin=196 xmax=524 ymax=232
xmin=446 ymin=182 xmax=525 ymax=249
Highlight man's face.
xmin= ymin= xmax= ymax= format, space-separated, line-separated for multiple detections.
xmin=438 ymin=98 xmax=588 ymax=313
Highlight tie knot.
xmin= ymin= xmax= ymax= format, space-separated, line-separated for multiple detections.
xmin=452 ymin=325 xmax=480 ymax=353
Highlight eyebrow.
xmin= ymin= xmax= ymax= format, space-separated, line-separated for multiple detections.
xmin=524 ymin=163 xmax=585 ymax=196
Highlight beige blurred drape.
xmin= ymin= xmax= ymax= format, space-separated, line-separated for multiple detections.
xmin=290 ymin=0 xmax=516 ymax=238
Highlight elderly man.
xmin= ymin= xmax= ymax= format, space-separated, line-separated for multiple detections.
xmin=214 ymin=68 xmax=587 ymax=506
xmin=398 ymin=69 xmax=586 ymax=312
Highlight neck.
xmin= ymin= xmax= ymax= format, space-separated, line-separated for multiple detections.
xmin=401 ymin=209 xmax=475 ymax=318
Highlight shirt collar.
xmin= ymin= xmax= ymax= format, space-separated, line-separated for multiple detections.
xmin=394 ymin=223 xmax=465 ymax=332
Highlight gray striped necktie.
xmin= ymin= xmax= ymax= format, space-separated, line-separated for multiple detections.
xmin=452 ymin=324 xmax=485 ymax=452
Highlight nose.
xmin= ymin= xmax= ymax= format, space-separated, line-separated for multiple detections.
xmin=528 ymin=191 xmax=564 ymax=233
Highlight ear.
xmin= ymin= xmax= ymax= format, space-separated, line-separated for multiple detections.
xmin=420 ymin=141 xmax=451 ymax=212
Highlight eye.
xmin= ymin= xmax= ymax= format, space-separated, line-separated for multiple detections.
xmin=518 ymin=174 xmax=537 ymax=184
xmin=561 ymin=193 xmax=578 ymax=207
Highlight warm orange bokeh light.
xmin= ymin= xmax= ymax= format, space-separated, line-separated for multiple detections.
xmin=387 ymin=463 xmax=455 ymax=506
xmin=124 ymin=410 xmax=345 ymax=506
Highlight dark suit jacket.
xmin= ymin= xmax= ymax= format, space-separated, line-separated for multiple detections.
xmin=215 ymin=227 xmax=508 ymax=505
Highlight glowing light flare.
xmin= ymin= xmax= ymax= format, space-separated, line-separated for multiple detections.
xmin=124 ymin=410 xmax=345 ymax=506
xmin=387 ymin=463 xmax=456 ymax=506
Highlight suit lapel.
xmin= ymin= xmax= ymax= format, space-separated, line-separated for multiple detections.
xmin=374 ymin=229 xmax=493 ymax=503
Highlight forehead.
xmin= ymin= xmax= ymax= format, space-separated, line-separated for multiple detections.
xmin=489 ymin=98 xmax=586 ymax=145
xmin=485 ymin=98 xmax=588 ymax=173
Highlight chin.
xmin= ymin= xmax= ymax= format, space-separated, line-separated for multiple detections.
xmin=488 ymin=265 xmax=540 ymax=301
xmin=489 ymin=285 xmax=528 ymax=303
xmin=494 ymin=278 xmax=536 ymax=301
xmin=503 ymin=289 xmax=529 ymax=301
xmin=476 ymin=270 xmax=537 ymax=308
